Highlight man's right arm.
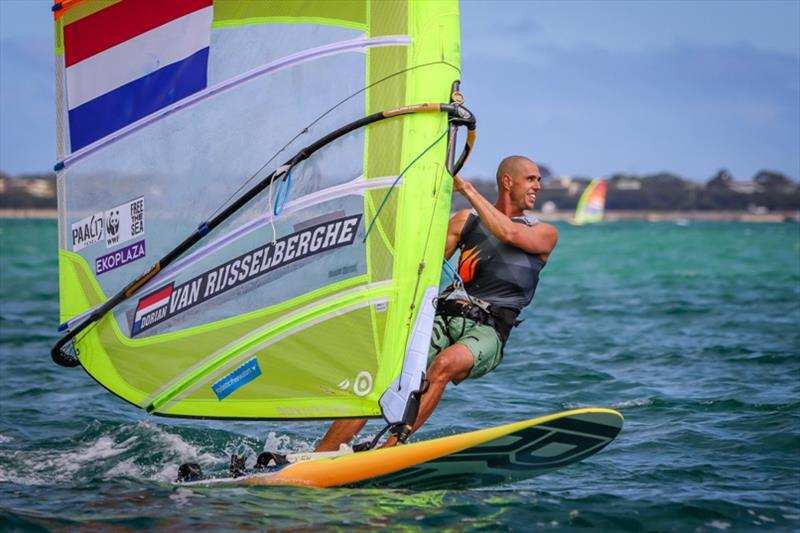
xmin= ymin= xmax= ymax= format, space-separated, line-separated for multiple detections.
xmin=444 ymin=209 xmax=470 ymax=260
xmin=453 ymin=175 xmax=557 ymax=260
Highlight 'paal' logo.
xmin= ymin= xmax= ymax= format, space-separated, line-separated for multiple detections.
xmin=71 ymin=212 xmax=105 ymax=251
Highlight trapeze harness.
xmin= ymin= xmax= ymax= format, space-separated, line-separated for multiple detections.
xmin=436 ymin=212 xmax=546 ymax=345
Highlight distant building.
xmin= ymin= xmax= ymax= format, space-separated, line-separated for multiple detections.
xmin=543 ymin=176 xmax=572 ymax=189
xmin=24 ymin=179 xmax=55 ymax=198
xmin=614 ymin=179 xmax=641 ymax=191
xmin=540 ymin=201 xmax=558 ymax=214
xmin=0 ymin=175 xmax=57 ymax=209
xmin=728 ymin=181 xmax=760 ymax=195
xmin=544 ymin=176 xmax=583 ymax=195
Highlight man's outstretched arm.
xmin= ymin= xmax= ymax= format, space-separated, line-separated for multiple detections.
xmin=453 ymin=176 xmax=557 ymax=259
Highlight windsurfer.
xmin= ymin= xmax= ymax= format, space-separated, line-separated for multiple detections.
xmin=316 ymin=155 xmax=558 ymax=451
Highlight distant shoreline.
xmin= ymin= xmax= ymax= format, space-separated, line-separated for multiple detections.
xmin=2 ymin=208 xmax=796 ymax=223
xmin=538 ymin=210 xmax=798 ymax=223
xmin=0 ymin=208 xmax=58 ymax=219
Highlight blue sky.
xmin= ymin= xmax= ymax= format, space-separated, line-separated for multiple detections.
xmin=1 ymin=0 xmax=798 ymax=181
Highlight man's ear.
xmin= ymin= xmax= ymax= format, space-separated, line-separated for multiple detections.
xmin=502 ymin=173 xmax=513 ymax=191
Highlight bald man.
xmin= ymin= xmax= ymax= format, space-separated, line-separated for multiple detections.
xmin=316 ymin=155 xmax=558 ymax=451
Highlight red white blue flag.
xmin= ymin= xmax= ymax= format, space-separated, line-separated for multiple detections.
xmin=132 ymin=283 xmax=173 ymax=335
xmin=62 ymin=0 xmax=213 ymax=152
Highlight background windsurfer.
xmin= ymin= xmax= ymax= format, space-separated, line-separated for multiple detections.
xmin=316 ymin=156 xmax=558 ymax=451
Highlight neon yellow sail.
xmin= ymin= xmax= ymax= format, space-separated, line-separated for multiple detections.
xmin=573 ymin=178 xmax=607 ymax=225
xmin=52 ymin=0 xmax=471 ymax=422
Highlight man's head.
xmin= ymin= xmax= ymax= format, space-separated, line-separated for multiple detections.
xmin=495 ymin=155 xmax=542 ymax=211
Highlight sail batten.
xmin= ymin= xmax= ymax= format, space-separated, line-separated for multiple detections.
xmin=53 ymin=0 xmax=470 ymax=422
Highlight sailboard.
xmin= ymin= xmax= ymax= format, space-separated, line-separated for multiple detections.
xmin=51 ymin=2 xmax=622 ymax=484
xmin=179 ymin=408 xmax=624 ymax=489
xmin=572 ymin=178 xmax=607 ymax=225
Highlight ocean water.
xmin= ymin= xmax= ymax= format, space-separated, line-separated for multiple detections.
xmin=1 ymin=218 xmax=798 ymax=531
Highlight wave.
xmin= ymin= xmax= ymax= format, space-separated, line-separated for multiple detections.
xmin=0 ymin=421 xmax=226 ymax=486
xmin=562 ymin=398 xmax=654 ymax=410
xmin=0 ymin=434 xmax=130 ymax=486
xmin=0 ymin=418 xmax=337 ymax=487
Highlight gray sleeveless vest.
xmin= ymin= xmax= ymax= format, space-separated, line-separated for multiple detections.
xmin=456 ymin=212 xmax=545 ymax=312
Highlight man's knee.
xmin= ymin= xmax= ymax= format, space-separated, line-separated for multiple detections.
xmin=428 ymin=344 xmax=474 ymax=383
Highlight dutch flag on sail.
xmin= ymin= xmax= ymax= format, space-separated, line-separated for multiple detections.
xmin=132 ymin=284 xmax=173 ymax=335
xmin=63 ymin=0 xmax=213 ymax=152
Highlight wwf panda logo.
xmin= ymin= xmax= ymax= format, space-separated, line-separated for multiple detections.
xmin=106 ymin=209 xmax=120 ymax=237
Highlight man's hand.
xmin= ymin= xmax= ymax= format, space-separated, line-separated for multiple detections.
xmin=453 ymin=175 xmax=469 ymax=194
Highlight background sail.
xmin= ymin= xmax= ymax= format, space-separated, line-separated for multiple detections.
xmin=574 ymin=178 xmax=607 ymax=225
xmin=53 ymin=0 xmax=462 ymax=419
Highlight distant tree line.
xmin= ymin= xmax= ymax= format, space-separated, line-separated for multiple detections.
xmin=2 ymin=168 xmax=799 ymax=212
xmin=0 ymin=172 xmax=57 ymax=209
xmin=454 ymin=167 xmax=800 ymax=212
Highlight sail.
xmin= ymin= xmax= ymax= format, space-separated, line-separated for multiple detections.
xmin=52 ymin=0 xmax=469 ymax=421
xmin=574 ymin=179 xmax=607 ymax=225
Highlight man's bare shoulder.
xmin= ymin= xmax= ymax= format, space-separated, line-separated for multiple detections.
xmin=448 ymin=209 xmax=472 ymax=232
xmin=450 ymin=209 xmax=472 ymax=222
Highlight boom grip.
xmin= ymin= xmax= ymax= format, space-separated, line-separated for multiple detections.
xmin=448 ymin=127 xmax=476 ymax=176
xmin=444 ymin=104 xmax=477 ymax=176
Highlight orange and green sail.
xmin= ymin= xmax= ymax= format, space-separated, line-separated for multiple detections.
xmin=574 ymin=179 xmax=608 ymax=225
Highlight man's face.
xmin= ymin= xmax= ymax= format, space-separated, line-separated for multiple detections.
xmin=508 ymin=161 xmax=542 ymax=210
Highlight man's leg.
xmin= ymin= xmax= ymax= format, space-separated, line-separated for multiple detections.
xmin=315 ymin=339 xmax=475 ymax=451
xmin=315 ymin=418 xmax=368 ymax=452
xmin=381 ymin=342 xmax=474 ymax=447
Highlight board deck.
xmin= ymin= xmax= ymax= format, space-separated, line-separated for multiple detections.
xmin=186 ymin=407 xmax=623 ymax=490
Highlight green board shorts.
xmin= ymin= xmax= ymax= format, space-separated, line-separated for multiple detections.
xmin=428 ymin=314 xmax=504 ymax=384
